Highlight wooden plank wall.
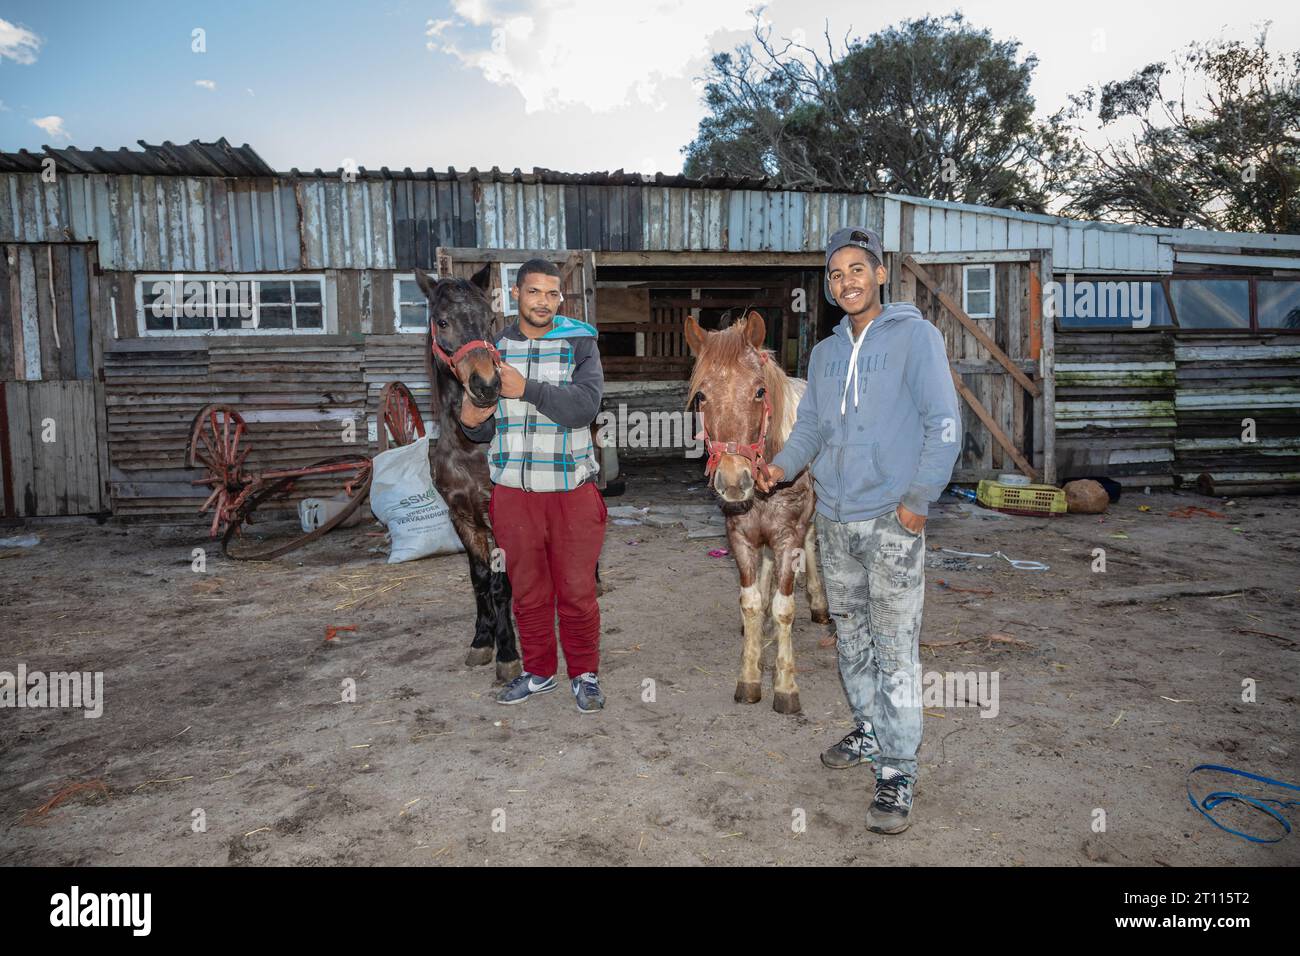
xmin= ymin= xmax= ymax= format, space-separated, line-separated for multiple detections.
xmin=1172 ymin=336 xmax=1300 ymax=489
xmin=364 ymin=334 xmax=432 ymax=444
xmin=1053 ymin=331 xmax=1176 ymax=486
xmin=3 ymin=381 xmax=103 ymax=515
xmin=104 ymin=340 xmax=366 ymax=518
xmin=1 ymin=242 xmax=108 ymax=516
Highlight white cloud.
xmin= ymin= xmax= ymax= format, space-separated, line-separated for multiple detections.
xmin=195 ymin=79 xmax=216 ymax=90
xmin=429 ymin=0 xmax=755 ymax=113
xmin=32 ymin=115 xmax=69 ymax=140
xmin=0 ymin=99 xmax=9 ymax=111
xmin=0 ymin=17 xmax=41 ymax=65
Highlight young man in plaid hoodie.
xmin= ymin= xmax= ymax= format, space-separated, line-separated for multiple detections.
xmin=459 ymin=259 xmax=608 ymax=713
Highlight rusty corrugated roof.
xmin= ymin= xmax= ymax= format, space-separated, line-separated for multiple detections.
xmin=0 ymin=139 xmax=839 ymax=191
xmin=0 ymin=138 xmax=277 ymax=177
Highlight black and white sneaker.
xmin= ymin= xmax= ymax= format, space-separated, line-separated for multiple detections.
xmin=571 ymin=672 xmax=605 ymax=714
xmin=496 ymin=672 xmax=557 ymax=705
xmin=867 ymin=767 xmax=915 ymax=834
xmin=820 ymin=723 xmax=881 ymax=769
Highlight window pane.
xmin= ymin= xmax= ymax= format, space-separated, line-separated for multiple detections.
xmin=295 ymin=305 xmax=323 ymax=329
xmin=215 ymin=313 xmax=250 ymax=331
xmin=399 ymin=279 xmax=423 ymax=305
xmin=966 ymin=268 xmax=991 ymax=291
xmin=399 ymin=304 xmax=428 ymax=330
xmin=259 ymin=305 xmax=293 ymax=329
xmin=293 ymin=280 xmax=322 ymax=304
xmin=1056 ymin=279 xmax=1174 ymax=329
xmin=966 ymin=291 xmax=991 ymax=315
xmin=141 ymin=286 xmax=173 ymax=331
xmin=1169 ymin=279 xmax=1249 ymax=329
xmin=1258 ymin=280 xmax=1300 ymax=330
xmin=260 ymin=281 xmax=292 ymax=304
xmin=176 ymin=309 xmax=211 ymax=331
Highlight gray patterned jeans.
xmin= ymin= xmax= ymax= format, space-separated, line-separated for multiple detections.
xmin=815 ymin=510 xmax=926 ymax=778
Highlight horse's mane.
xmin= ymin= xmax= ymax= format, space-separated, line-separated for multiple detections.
xmin=687 ymin=322 xmax=798 ymax=461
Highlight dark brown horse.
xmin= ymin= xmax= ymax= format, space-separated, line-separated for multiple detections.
xmin=416 ymin=267 xmax=521 ymax=683
xmin=685 ymin=311 xmax=829 ymax=714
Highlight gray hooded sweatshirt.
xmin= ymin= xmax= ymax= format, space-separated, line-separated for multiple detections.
xmin=770 ymin=303 xmax=962 ymax=521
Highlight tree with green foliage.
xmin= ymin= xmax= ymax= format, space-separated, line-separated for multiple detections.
xmin=683 ymin=12 xmax=1079 ymax=212
xmin=1062 ymin=27 xmax=1300 ymax=233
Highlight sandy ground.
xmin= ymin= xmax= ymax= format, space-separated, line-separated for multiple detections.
xmin=2 ymin=463 xmax=1298 ymax=867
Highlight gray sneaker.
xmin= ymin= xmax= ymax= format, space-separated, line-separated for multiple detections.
xmin=496 ymin=672 xmax=557 ymax=705
xmin=867 ymin=768 xmax=915 ymax=834
xmin=820 ymin=723 xmax=880 ymax=769
xmin=571 ymin=672 xmax=605 ymax=714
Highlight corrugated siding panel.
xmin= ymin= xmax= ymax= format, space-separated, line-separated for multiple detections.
xmin=0 ymin=175 xmax=73 ymax=243
xmin=298 ymin=179 xmax=390 ymax=269
xmin=0 ymin=174 xmax=303 ymax=271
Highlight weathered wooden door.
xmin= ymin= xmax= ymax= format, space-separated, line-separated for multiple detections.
xmin=1 ymin=243 xmax=109 ymax=516
xmin=898 ymin=251 xmax=1054 ymax=483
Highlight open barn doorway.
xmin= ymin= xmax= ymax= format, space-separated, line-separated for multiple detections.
xmin=591 ymin=263 xmax=822 ymax=496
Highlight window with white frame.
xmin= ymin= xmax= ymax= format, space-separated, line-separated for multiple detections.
xmin=136 ymin=275 xmax=326 ymax=334
xmin=393 ymin=274 xmax=436 ymax=332
xmin=500 ymin=262 xmax=523 ymax=316
xmin=962 ymin=265 xmax=995 ymax=319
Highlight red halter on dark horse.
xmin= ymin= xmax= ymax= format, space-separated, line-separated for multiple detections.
xmin=431 ymin=336 xmax=501 ymax=373
xmin=417 ymin=266 xmax=521 ymax=683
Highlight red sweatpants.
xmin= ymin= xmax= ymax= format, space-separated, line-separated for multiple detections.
xmin=489 ymin=481 xmax=608 ymax=678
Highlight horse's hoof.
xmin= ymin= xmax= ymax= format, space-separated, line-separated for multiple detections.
xmin=464 ymin=646 xmax=494 ymax=667
xmin=734 ymin=682 xmax=762 ymax=704
xmin=810 ymin=609 xmax=830 ymax=625
xmin=773 ymin=691 xmax=802 ymax=715
xmin=496 ymin=659 xmax=522 ymax=683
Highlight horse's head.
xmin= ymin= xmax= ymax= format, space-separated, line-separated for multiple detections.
xmin=685 ymin=310 xmax=783 ymax=511
xmin=418 ymin=266 xmax=501 ymax=408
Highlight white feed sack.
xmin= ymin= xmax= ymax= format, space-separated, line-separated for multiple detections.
xmin=368 ymin=436 xmax=465 ymax=562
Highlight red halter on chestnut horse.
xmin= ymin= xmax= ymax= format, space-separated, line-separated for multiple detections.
xmin=685 ymin=311 xmax=830 ymax=715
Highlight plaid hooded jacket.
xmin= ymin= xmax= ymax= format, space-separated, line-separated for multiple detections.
xmin=460 ymin=315 xmax=603 ymax=492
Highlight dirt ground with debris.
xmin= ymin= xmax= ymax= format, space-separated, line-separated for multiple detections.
xmin=2 ymin=463 xmax=1298 ymax=867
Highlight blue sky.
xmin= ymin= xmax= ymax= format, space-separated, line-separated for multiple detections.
xmin=2 ymin=1 xmax=1296 ymax=175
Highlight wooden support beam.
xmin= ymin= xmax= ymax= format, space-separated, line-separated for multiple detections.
xmin=903 ymin=255 xmax=1041 ymax=398
xmin=949 ymin=369 xmax=1039 ymax=481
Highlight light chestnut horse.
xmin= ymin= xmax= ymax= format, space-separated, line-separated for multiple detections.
xmin=685 ymin=312 xmax=830 ymax=714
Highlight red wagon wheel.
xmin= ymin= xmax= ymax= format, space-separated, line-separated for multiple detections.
xmin=188 ymin=403 xmax=252 ymax=539
xmin=221 ymin=455 xmax=373 ymax=561
xmin=377 ymin=381 xmax=426 ymax=452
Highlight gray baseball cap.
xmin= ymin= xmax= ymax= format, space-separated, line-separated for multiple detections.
xmin=824 ymin=226 xmax=884 ymax=305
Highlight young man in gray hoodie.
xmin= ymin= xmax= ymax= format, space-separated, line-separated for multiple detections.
xmin=756 ymin=227 xmax=961 ymax=833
